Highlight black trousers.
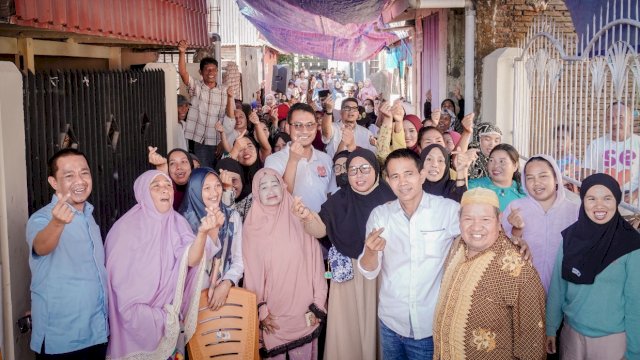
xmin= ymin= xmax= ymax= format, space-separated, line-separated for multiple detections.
xmin=36 ymin=342 xmax=107 ymax=360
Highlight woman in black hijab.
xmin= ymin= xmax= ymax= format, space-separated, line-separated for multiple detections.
xmin=545 ymin=173 xmax=640 ymax=359
xmin=419 ymin=144 xmax=468 ymax=202
xmin=291 ymin=147 xmax=396 ymax=359
xmin=215 ymin=157 xmax=252 ymax=222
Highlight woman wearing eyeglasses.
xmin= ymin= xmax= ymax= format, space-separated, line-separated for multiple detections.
xmin=292 ymin=148 xmax=396 ymax=360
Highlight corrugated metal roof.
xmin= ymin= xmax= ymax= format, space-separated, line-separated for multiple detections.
xmin=10 ymin=0 xmax=210 ymax=47
xmin=218 ymin=0 xmax=261 ymax=46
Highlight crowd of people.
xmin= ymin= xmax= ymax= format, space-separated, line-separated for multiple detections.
xmin=25 ymin=41 xmax=640 ymax=360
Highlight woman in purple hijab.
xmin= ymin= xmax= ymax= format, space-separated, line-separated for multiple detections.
xmin=105 ymin=170 xmax=224 ymax=359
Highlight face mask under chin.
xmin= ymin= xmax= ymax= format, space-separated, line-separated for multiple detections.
xmin=336 ymin=173 xmax=349 ymax=188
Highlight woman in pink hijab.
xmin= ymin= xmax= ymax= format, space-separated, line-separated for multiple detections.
xmin=105 ymin=170 xmax=223 ymax=360
xmin=243 ymin=168 xmax=328 ymax=360
xmin=357 ymin=79 xmax=378 ymax=104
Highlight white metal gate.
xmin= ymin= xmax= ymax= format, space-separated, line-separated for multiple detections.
xmin=513 ymin=0 xmax=640 ymax=212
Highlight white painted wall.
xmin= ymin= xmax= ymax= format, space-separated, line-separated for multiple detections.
xmin=0 ymin=61 xmax=32 ymax=360
xmin=480 ymin=47 xmax=522 ymax=145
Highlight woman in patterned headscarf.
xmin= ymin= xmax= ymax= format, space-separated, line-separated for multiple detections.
xmin=468 ymin=123 xmax=503 ymax=179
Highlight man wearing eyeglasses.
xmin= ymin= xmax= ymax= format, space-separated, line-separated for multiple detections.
xmin=321 ymin=97 xmax=376 ymax=159
xmin=264 ymin=103 xmax=337 ymax=212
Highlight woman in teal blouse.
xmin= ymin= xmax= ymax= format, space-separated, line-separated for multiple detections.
xmin=468 ymin=143 xmax=525 ymax=211
xmin=545 ymin=174 xmax=640 ymax=359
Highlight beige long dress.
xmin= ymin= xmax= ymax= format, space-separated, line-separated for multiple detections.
xmin=323 ymin=259 xmax=379 ymax=360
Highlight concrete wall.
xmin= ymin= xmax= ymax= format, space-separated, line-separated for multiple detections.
xmin=481 ymin=47 xmax=522 ymax=145
xmin=0 ymin=61 xmax=32 ymax=360
xmin=474 ymin=0 xmax=575 ymax=118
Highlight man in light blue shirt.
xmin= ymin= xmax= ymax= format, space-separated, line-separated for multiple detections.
xmin=26 ymin=149 xmax=108 ymax=359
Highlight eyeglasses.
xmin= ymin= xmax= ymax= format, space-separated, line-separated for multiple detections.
xmin=342 ymin=106 xmax=359 ymax=113
xmin=333 ymin=163 xmax=346 ymax=173
xmin=348 ymin=164 xmax=373 ymax=176
xmin=289 ymin=122 xmax=316 ymax=131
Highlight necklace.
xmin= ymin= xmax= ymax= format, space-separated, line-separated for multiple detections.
xmin=500 ymin=189 xmax=506 ymax=197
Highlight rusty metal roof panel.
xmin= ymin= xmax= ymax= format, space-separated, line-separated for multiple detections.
xmin=11 ymin=0 xmax=209 ymax=47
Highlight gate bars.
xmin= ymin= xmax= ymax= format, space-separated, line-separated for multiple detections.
xmin=513 ymin=0 xmax=640 ymax=212
xmin=23 ymin=69 xmax=167 ymax=236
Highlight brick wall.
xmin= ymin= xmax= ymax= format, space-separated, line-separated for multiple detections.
xmin=474 ymin=0 xmax=576 ymax=117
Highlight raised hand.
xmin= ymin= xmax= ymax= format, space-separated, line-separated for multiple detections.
xmin=229 ymin=130 xmax=248 ymax=159
xmin=270 ymin=108 xmax=279 ymax=125
xmin=52 ymin=193 xmax=74 ymax=225
xmin=178 ymin=40 xmax=188 ymax=53
xmin=453 ymin=147 xmax=478 ymax=175
xmin=323 ymin=97 xmax=334 ymax=113
xmin=227 ymin=86 xmax=234 ymax=98
xmin=289 ymin=141 xmax=305 ymax=162
xmin=219 ymin=169 xmax=234 ymax=190
xmin=147 ymin=146 xmax=166 ymax=166
xmin=365 ymin=228 xmax=386 ymax=252
xmin=425 ymin=89 xmax=432 ymax=102
xmin=391 ymin=101 xmax=404 ymax=123
xmin=291 ymin=196 xmax=311 ymax=220
xmin=378 ymin=101 xmax=392 ymax=120
xmin=461 ymin=112 xmax=475 ymax=134
xmin=210 ymin=206 xmax=226 ymax=229
xmin=248 ymin=110 xmax=260 ymax=125
xmin=198 ymin=211 xmax=219 ymax=234
xmin=431 ymin=109 xmax=441 ymax=126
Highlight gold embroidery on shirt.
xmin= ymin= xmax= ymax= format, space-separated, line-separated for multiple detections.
xmin=472 ymin=328 xmax=497 ymax=352
xmin=500 ymin=249 xmax=524 ymax=277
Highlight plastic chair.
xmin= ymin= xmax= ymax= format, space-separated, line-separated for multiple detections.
xmin=187 ymin=288 xmax=259 ymax=360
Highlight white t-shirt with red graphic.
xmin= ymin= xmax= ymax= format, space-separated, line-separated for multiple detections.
xmin=264 ymin=143 xmax=338 ymax=213
xmin=583 ymin=134 xmax=640 ymax=194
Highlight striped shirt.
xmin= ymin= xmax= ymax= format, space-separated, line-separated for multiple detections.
xmin=184 ymin=75 xmax=228 ymax=145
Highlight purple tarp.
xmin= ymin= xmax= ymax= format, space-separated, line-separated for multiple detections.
xmin=235 ymin=0 xmax=399 ymax=61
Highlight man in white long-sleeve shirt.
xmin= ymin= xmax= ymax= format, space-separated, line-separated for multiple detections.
xmin=358 ymin=148 xmax=460 ymax=360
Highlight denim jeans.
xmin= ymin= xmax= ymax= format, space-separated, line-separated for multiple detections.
xmin=380 ymin=320 xmax=434 ymax=360
xmin=191 ymin=141 xmax=217 ymax=169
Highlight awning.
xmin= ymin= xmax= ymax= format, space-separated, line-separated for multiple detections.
xmin=235 ymin=0 xmax=399 ymax=61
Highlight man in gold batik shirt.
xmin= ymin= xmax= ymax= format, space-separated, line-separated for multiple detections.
xmin=433 ymin=188 xmax=546 ymax=359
